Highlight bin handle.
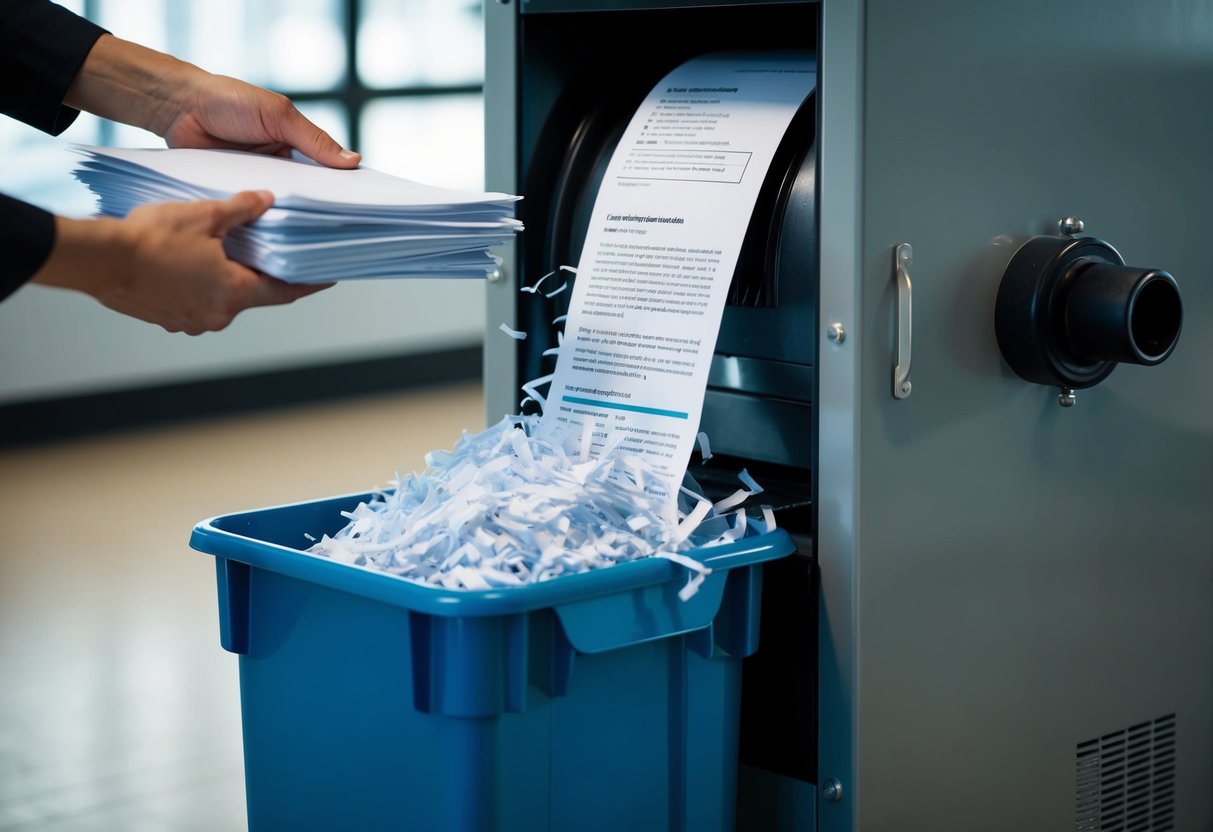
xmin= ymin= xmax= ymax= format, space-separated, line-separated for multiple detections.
xmin=692 ymin=533 xmax=792 ymax=572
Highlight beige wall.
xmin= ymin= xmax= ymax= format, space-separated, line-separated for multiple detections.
xmin=0 ymin=277 xmax=484 ymax=404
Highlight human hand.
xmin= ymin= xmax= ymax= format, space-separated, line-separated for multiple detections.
xmin=66 ymin=34 xmax=360 ymax=168
xmin=159 ymin=72 xmax=361 ymax=168
xmin=33 ymin=192 xmax=331 ymax=335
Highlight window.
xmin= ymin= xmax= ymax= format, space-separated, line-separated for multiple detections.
xmin=0 ymin=0 xmax=486 ymax=218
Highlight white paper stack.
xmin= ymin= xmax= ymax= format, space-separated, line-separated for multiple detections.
xmin=71 ymin=145 xmax=522 ymax=282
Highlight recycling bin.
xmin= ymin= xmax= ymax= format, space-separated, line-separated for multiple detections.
xmin=190 ymin=490 xmax=794 ymax=832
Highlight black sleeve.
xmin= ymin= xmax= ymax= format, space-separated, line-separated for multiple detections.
xmin=0 ymin=0 xmax=108 ymax=135
xmin=0 ymin=193 xmax=56 ymax=301
xmin=1 ymin=1 xmax=108 ymax=298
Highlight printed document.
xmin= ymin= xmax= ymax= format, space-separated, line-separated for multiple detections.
xmin=72 ymin=146 xmax=521 ymax=281
xmin=540 ymin=51 xmax=816 ymax=503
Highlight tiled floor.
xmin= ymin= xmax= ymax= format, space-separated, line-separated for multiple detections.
xmin=0 ymin=383 xmax=485 ymax=831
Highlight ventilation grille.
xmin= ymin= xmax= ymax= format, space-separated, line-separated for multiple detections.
xmin=1076 ymin=714 xmax=1176 ymax=831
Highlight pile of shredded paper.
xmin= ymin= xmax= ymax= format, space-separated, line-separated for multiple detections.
xmin=307 ymin=415 xmax=774 ymax=600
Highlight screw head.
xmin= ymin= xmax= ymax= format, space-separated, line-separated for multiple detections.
xmin=822 ymin=777 xmax=844 ymax=803
xmin=1058 ymin=387 xmax=1077 ymax=407
xmin=1058 ymin=217 xmax=1085 ymax=236
xmin=827 ymin=322 xmax=846 ymax=344
xmin=486 ymin=267 xmax=505 ymax=283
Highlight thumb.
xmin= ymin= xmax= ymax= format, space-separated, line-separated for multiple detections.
xmin=209 ymin=190 xmax=275 ymax=235
xmin=281 ymin=108 xmax=361 ymax=169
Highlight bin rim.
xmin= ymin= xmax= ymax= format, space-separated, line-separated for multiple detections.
xmin=189 ymin=489 xmax=796 ymax=617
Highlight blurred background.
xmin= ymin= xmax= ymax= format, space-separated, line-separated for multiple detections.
xmin=0 ymin=3 xmax=491 ymax=829
xmin=0 ymin=0 xmax=488 ymax=434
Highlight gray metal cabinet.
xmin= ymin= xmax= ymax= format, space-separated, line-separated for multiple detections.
xmin=487 ymin=1 xmax=1213 ymax=829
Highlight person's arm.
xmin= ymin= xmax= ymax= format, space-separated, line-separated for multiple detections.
xmin=0 ymin=194 xmax=56 ymax=303
xmin=0 ymin=0 xmax=107 ymax=135
xmin=64 ymin=33 xmax=360 ymax=167
xmin=30 ymin=191 xmax=327 ymax=335
xmin=1 ymin=3 xmax=358 ymax=328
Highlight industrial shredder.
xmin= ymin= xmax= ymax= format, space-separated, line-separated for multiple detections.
xmin=483 ymin=1 xmax=1213 ymax=830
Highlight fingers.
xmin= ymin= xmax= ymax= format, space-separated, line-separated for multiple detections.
xmin=171 ymin=272 xmax=331 ymax=335
xmin=162 ymin=76 xmax=360 ymax=168
xmin=97 ymin=193 xmax=331 ymax=334
xmin=279 ymin=107 xmax=361 ymax=169
xmin=207 ymin=190 xmax=275 ymax=235
xmin=239 ymin=272 xmax=333 ymax=310
xmin=176 ymin=272 xmax=327 ymax=335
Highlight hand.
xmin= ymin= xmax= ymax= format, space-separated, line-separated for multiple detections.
xmin=53 ymin=35 xmax=347 ymax=329
xmin=33 ymin=192 xmax=330 ymax=335
xmin=160 ymin=73 xmax=361 ymax=168
xmin=66 ymin=34 xmax=361 ymax=168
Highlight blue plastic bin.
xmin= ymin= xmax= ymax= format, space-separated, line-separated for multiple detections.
xmin=190 ymin=490 xmax=794 ymax=832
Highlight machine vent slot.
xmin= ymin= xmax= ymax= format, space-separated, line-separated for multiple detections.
xmin=1075 ymin=714 xmax=1176 ymax=832
xmin=726 ymin=268 xmax=774 ymax=308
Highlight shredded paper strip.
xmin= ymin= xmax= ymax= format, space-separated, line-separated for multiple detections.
xmin=309 ymin=415 xmax=774 ymax=599
xmin=310 ymin=252 xmax=777 ymax=597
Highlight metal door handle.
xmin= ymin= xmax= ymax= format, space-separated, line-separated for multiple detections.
xmin=893 ymin=243 xmax=913 ymax=399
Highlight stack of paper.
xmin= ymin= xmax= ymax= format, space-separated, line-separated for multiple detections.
xmin=72 ymin=145 xmax=521 ymax=282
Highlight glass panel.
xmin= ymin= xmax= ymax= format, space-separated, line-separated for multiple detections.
xmin=95 ymin=0 xmax=169 ymax=54
xmin=0 ymin=114 xmax=103 ymax=217
xmin=359 ymin=95 xmax=484 ymax=191
xmin=358 ymin=0 xmax=484 ymax=89
xmin=183 ymin=0 xmax=263 ymax=84
xmin=252 ymin=0 xmax=346 ymax=92
xmin=96 ymin=0 xmax=346 ymax=93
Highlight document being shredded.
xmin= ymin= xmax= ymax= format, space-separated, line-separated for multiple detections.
xmin=306 ymin=266 xmax=777 ymax=598
xmin=71 ymin=145 xmax=522 ymax=282
xmin=305 ymin=52 xmax=810 ymax=595
xmin=540 ymin=51 xmax=816 ymax=504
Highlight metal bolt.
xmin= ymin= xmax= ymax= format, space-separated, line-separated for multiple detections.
xmin=486 ymin=267 xmax=505 ymax=283
xmin=822 ymin=777 xmax=844 ymax=803
xmin=827 ymin=322 xmax=846 ymax=344
xmin=1058 ymin=217 xmax=1085 ymax=237
xmin=1058 ymin=387 xmax=1077 ymax=408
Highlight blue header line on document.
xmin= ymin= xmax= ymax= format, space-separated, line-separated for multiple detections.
xmin=562 ymin=396 xmax=690 ymax=420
